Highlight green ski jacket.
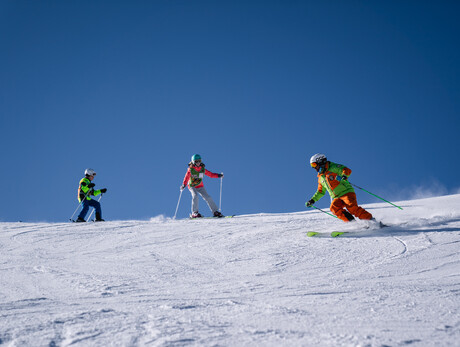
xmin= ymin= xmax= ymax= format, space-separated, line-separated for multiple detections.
xmin=311 ymin=162 xmax=355 ymax=202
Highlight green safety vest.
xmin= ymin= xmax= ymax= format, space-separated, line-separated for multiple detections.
xmin=78 ymin=177 xmax=101 ymax=202
xmin=189 ymin=165 xmax=205 ymax=187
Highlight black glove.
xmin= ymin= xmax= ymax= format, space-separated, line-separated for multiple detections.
xmin=88 ymin=183 xmax=95 ymax=188
xmin=306 ymin=199 xmax=315 ymax=208
xmin=100 ymin=188 xmax=107 ymax=193
xmin=218 ymin=173 xmax=224 ymax=178
xmin=180 ymin=184 xmax=186 ymax=191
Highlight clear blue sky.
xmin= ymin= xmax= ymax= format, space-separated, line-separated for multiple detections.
xmin=1 ymin=1 xmax=459 ymax=222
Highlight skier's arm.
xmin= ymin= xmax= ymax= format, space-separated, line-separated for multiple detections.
xmin=182 ymin=169 xmax=191 ymax=186
xmin=204 ymin=169 xmax=221 ymax=178
xmin=332 ymin=163 xmax=352 ymax=178
xmin=80 ymin=181 xmax=94 ymax=195
xmin=311 ymin=182 xmax=325 ymax=202
xmin=341 ymin=166 xmax=352 ymax=178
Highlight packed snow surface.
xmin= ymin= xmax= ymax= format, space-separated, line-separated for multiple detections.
xmin=1 ymin=195 xmax=460 ymax=346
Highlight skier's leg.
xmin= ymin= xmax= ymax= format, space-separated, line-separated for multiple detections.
xmin=330 ymin=198 xmax=353 ymax=222
xmin=88 ymin=200 xmax=102 ymax=219
xmin=343 ymin=192 xmax=372 ymax=220
xmin=78 ymin=200 xmax=90 ymax=220
xmin=189 ymin=187 xmax=199 ymax=214
xmin=196 ymin=187 xmax=218 ymax=213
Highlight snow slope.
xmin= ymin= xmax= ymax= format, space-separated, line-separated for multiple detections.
xmin=1 ymin=195 xmax=460 ymax=346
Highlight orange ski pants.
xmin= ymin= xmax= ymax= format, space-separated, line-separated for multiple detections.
xmin=330 ymin=192 xmax=372 ymax=222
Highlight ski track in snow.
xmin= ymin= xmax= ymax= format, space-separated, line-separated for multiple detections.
xmin=1 ymin=195 xmax=460 ymax=346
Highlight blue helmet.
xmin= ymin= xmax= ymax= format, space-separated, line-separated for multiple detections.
xmin=191 ymin=154 xmax=202 ymax=164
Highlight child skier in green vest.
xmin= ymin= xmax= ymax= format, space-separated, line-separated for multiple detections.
xmin=181 ymin=154 xmax=224 ymax=218
xmin=76 ymin=168 xmax=107 ymax=222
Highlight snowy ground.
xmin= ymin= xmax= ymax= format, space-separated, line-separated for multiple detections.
xmin=1 ymin=195 xmax=460 ymax=346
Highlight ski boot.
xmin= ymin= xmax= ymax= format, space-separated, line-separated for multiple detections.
xmin=343 ymin=211 xmax=355 ymax=222
xmin=213 ymin=211 xmax=224 ymax=218
xmin=371 ymin=218 xmax=387 ymax=228
xmin=76 ymin=217 xmax=86 ymax=223
xmin=191 ymin=212 xmax=202 ymax=218
xmin=95 ymin=213 xmax=105 ymax=222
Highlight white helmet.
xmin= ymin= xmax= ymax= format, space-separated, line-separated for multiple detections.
xmin=310 ymin=153 xmax=327 ymax=167
xmin=85 ymin=168 xmax=96 ymax=176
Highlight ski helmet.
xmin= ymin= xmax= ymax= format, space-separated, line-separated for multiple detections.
xmin=85 ymin=168 xmax=96 ymax=176
xmin=191 ymin=154 xmax=202 ymax=164
xmin=309 ymin=153 xmax=327 ymax=168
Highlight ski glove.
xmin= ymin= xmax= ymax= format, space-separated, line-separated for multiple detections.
xmin=100 ymin=188 xmax=107 ymax=193
xmin=88 ymin=183 xmax=95 ymax=188
xmin=306 ymin=199 xmax=315 ymax=208
xmin=218 ymin=173 xmax=224 ymax=178
xmin=180 ymin=184 xmax=186 ymax=191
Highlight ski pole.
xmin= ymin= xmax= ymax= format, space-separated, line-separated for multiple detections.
xmin=219 ymin=174 xmax=223 ymax=211
xmin=309 ymin=205 xmax=339 ymax=219
xmin=349 ymin=182 xmax=403 ymax=210
xmin=173 ymin=189 xmax=183 ymax=220
xmin=69 ymin=189 xmax=92 ymax=222
xmin=87 ymin=194 xmax=103 ymax=222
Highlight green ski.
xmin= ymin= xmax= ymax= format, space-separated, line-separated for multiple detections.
xmin=331 ymin=231 xmax=346 ymax=237
xmin=307 ymin=231 xmax=347 ymax=237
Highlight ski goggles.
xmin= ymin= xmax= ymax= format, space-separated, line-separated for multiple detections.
xmin=310 ymin=162 xmax=318 ymax=168
xmin=194 ymin=160 xmax=202 ymax=164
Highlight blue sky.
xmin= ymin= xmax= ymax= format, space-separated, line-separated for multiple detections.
xmin=1 ymin=1 xmax=459 ymax=222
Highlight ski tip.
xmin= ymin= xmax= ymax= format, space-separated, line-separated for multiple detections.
xmin=307 ymin=231 xmax=319 ymax=237
xmin=331 ymin=231 xmax=346 ymax=237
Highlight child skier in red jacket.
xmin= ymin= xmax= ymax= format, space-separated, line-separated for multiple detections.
xmin=181 ymin=154 xmax=224 ymax=218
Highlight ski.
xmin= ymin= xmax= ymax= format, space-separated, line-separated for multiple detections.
xmin=70 ymin=220 xmax=97 ymax=223
xmin=307 ymin=231 xmax=346 ymax=237
xmin=307 ymin=221 xmax=388 ymax=237
xmin=189 ymin=215 xmax=235 ymax=220
xmin=331 ymin=231 xmax=346 ymax=237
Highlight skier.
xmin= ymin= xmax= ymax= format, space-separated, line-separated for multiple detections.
xmin=181 ymin=154 xmax=224 ymax=218
xmin=306 ymin=153 xmax=372 ymax=222
xmin=76 ymin=168 xmax=107 ymax=222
